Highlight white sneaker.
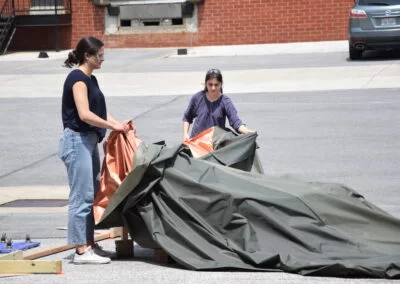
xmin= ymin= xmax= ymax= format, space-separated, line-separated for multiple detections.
xmin=92 ymin=243 xmax=117 ymax=259
xmin=73 ymin=247 xmax=111 ymax=264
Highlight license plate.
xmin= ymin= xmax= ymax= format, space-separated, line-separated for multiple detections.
xmin=381 ymin=17 xmax=396 ymax=26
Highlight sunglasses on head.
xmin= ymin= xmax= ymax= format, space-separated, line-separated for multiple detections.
xmin=207 ymin=68 xmax=221 ymax=75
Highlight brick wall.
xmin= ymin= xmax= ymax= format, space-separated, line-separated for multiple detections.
xmin=196 ymin=0 xmax=353 ymax=45
xmin=8 ymin=0 xmax=354 ymax=50
xmin=70 ymin=0 xmax=104 ymax=46
xmin=102 ymin=0 xmax=353 ymax=48
xmin=104 ymin=0 xmax=354 ymax=48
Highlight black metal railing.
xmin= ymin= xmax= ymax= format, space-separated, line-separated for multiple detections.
xmin=0 ymin=0 xmax=16 ymax=54
xmin=13 ymin=0 xmax=71 ymax=16
xmin=13 ymin=0 xmax=72 ymax=27
xmin=0 ymin=0 xmax=72 ymax=54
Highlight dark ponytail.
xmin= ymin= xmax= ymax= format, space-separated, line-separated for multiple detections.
xmin=63 ymin=50 xmax=78 ymax=68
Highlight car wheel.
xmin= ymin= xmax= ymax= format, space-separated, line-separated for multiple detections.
xmin=349 ymin=45 xmax=363 ymax=60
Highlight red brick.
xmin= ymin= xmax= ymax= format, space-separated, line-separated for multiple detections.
xmin=9 ymin=0 xmax=354 ymax=50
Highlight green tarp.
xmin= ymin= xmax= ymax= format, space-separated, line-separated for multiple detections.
xmin=97 ymin=130 xmax=400 ymax=278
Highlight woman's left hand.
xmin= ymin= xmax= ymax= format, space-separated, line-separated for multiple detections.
xmin=238 ymin=125 xmax=256 ymax=134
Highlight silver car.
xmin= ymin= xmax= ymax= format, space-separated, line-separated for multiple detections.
xmin=348 ymin=0 xmax=400 ymax=59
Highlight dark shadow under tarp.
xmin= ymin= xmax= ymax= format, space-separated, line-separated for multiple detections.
xmin=97 ymin=132 xmax=400 ymax=278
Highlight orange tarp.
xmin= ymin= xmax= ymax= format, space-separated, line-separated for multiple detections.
xmin=93 ymin=121 xmax=141 ymax=223
xmin=183 ymin=127 xmax=215 ymax=158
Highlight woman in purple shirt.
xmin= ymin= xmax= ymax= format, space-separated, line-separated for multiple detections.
xmin=182 ymin=68 xmax=255 ymax=140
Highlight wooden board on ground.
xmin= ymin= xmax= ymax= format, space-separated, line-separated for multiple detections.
xmin=115 ymin=239 xmax=134 ymax=259
xmin=154 ymin=249 xmax=174 ymax=264
xmin=0 ymin=250 xmax=23 ymax=260
xmin=23 ymin=231 xmax=111 ymax=260
xmin=109 ymin=227 xmax=124 ymax=239
xmin=0 ymin=260 xmax=62 ymax=274
xmin=57 ymin=226 xmax=119 ymax=236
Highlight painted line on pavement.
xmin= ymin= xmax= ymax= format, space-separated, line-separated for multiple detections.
xmin=0 ymin=153 xmax=57 ymax=180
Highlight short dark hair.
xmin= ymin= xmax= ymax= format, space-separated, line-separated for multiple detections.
xmin=203 ymin=68 xmax=223 ymax=93
xmin=64 ymin=36 xmax=104 ymax=68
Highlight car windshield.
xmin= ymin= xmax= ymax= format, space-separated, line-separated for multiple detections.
xmin=357 ymin=0 xmax=400 ymax=5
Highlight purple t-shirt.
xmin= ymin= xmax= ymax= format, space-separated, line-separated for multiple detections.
xmin=183 ymin=91 xmax=243 ymax=138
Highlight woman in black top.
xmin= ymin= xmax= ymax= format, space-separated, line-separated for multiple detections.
xmin=58 ymin=36 xmax=129 ymax=264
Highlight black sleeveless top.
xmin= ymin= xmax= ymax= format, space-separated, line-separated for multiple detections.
xmin=61 ymin=69 xmax=107 ymax=142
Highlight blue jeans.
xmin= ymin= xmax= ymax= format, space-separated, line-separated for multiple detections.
xmin=58 ymin=128 xmax=100 ymax=245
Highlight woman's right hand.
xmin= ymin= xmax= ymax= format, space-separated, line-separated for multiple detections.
xmin=183 ymin=133 xmax=190 ymax=142
xmin=112 ymin=121 xmax=130 ymax=133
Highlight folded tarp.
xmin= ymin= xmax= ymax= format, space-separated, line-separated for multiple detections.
xmin=95 ymin=127 xmax=262 ymax=233
xmin=97 ymin=130 xmax=400 ymax=278
xmin=94 ymin=126 xmax=261 ymax=223
xmin=93 ymin=120 xmax=142 ymax=223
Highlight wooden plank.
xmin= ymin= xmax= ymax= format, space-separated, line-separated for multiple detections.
xmin=154 ymin=249 xmax=173 ymax=263
xmin=109 ymin=227 xmax=123 ymax=239
xmin=0 ymin=250 xmax=23 ymax=260
xmin=57 ymin=227 xmax=111 ymax=236
xmin=0 ymin=260 xmax=62 ymax=274
xmin=55 ymin=226 xmax=67 ymax=230
xmin=23 ymin=231 xmax=111 ymax=260
xmin=122 ymin=227 xmax=130 ymax=240
xmin=23 ymin=243 xmax=74 ymax=260
xmin=0 ymin=274 xmax=27 ymax=277
xmin=115 ymin=240 xmax=134 ymax=259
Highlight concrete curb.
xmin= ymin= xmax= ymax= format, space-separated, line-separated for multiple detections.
xmin=0 ymin=40 xmax=349 ymax=62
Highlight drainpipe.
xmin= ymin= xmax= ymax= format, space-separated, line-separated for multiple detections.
xmin=54 ymin=2 xmax=59 ymax=52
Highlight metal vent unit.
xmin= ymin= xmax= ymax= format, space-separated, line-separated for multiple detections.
xmin=94 ymin=0 xmax=203 ymax=5
xmin=101 ymin=0 xmax=199 ymax=33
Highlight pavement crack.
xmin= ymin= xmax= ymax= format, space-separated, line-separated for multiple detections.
xmin=362 ymin=63 xmax=393 ymax=89
xmin=0 ymin=153 xmax=57 ymax=180
xmin=0 ymin=95 xmax=184 ymax=182
xmin=131 ymin=95 xmax=184 ymax=121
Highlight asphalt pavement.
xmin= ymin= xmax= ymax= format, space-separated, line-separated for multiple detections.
xmin=0 ymin=40 xmax=400 ymax=283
